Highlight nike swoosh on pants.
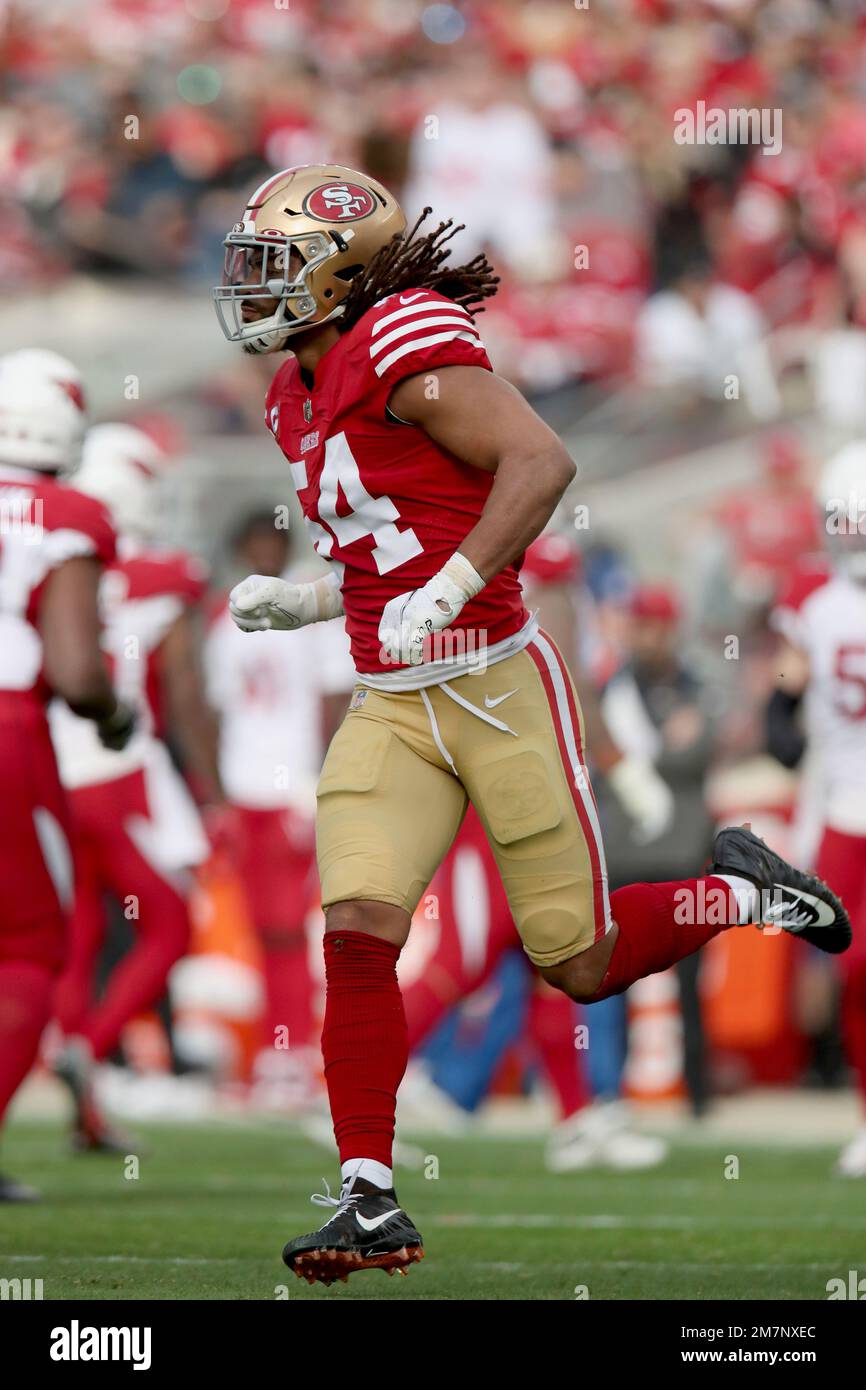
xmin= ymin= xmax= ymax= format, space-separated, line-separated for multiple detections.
xmin=484 ymin=689 xmax=518 ymax=709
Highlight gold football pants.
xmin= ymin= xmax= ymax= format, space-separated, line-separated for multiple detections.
xmin=316 ymin=631 xmax=612 ymax=967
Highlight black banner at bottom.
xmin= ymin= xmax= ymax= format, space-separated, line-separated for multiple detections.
xmin=2 ymin=1296 xmax=862 ymax=1375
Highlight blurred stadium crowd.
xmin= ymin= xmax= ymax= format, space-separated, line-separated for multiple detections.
xmin=2 ymin=0 xmax=866 ymax=1179
xmin=5 ymin=0 xmax=866 ymax=403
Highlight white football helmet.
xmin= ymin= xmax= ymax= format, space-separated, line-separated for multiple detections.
xmin=818 ymin=442 xmax=866 ymax=583
xmin=0 ymin=349 xmax=87 ymax=473
xmin=75 ymin=423 xmax=166 ymax=540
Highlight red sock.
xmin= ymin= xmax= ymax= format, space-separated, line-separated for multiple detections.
xmin=321 ymin=930 xmax=407 ymax=1168
xmin=590 ymin=877 xmax=737 ymax=1002
xmin=527 ymin=987 xmax=589 ymax=1119
xmin=0 ymin=961 xmax=55 ymax=1127
xmin=84 ymin=885 xmax=190 ymax=1061
xmin=53 ymin=839 xmax=103 ymax=1038
xmin=260 ymin=929 xmax=314 ymax=1051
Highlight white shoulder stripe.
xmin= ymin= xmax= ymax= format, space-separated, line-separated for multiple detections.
xmin=374 ymin=329 xmax=485 ymax=378
xmin=371 ymin=299 xmax=472 ymax=336
xmin=369 ymin=314 xmax=479 ymax=359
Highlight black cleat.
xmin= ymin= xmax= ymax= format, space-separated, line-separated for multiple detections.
xmin=282 ymin=1181 xmax=424 ymax=1286
xmin=711 ymin=825 xmax=851 ymax=955
xmin=70 ymin=1120 xmax=136 ymax=1155
xmin=0 ymin=1173 xmax=39 ymax=1202
xmin=54 ymin=1040 xmax=137 ymax=1155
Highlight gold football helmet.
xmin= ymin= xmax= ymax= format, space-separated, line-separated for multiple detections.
xmin=213 ymin=164 xmax=407 ymax=353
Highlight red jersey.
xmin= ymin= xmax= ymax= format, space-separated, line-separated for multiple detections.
xmin=0 ymin=465 xmax=115 ymax=704
xmin=106 ymin=549 xmax=208 ymax=737
xmin=265 ymin=288 xmax=528 ymax=677
xmin=51 ymin=545 xmax=208 ymax=789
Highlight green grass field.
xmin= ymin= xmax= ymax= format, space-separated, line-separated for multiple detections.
xmin=0 ymin=1120 xmax=860 ymax=1301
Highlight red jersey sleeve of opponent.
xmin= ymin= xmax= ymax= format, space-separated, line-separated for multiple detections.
xmin=111 ymin=550 xmax=209 ymax=741
xmin=5 ymin=480 xmax=116 ymax=701
xmin=120 ymin=551 xmax=209 ymax=607
xmin=42 ymin=483 xmax=117 ymax=568
xmin=364 ymin=289 xmax=492 ymax=396
xmin=26 ymin=482 xmax=117 ymax=626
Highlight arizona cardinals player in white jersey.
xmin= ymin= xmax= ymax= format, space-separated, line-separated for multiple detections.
xmin=0 ymin=353 xmax=134 ymax=1198
xmin=50 ymin=423 xmax=215 ymax=1150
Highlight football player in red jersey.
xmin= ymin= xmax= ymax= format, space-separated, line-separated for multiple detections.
xmin=50 ymin=423 xmax=217 ymax=1150
xmin=214 ymin=165 xmax=850 ymax=1283
xmin=0 ymin=355 xmax=135 ymax=1200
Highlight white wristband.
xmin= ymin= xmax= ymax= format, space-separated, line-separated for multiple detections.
xmin=434 ymin=551 xmax=486 ymax=610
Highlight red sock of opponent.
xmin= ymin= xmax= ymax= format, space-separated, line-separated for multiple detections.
xmin=260 ymin=929 xmax=314 ymax=1051
xmin=0 ymin=961 xmax=55 ymax=1127
xmin=527 ymin=986 xmax=589 ymax=1119
xmin=403 ymin=964 xmax=463 ymax=1051
xmin=83 ymin=887 xmax=190 ymax=1061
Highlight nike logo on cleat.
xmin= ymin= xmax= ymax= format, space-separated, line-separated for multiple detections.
xmin=356 ymin=1209 xmax=401 ymax=1232
xmin=762 ymin=883 xmax=837 ymax=930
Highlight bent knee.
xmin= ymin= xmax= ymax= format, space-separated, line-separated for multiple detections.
xmin=537 ymin=929 xmax=617 ymax=1003
xmin=324 ymin=898 xmax=411 ymax=948
xmin=539 ymin=957 xmax=605 ymax=1004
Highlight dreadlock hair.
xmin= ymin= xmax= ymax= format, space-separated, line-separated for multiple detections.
xmin=339 ymin=208 xmax=499 ymax=333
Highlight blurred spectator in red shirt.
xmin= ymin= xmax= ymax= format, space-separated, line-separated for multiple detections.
xmin=714 ymin=430 xmax=821 ymax=606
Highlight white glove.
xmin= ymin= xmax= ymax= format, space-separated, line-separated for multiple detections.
xmin=229 ymin=572 xmax=343 ymax=633
xmin=606 ymin=756 xmax=675 ymax=845
xmin=378 ymin=552 xmax=485 ymax=666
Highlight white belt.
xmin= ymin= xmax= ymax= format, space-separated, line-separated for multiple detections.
xmin=357 ymin=611 xmax=538 ymax=692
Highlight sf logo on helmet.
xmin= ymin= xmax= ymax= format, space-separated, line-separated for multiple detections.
xmin=304 ymin=182 xmax=375 ymax=222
